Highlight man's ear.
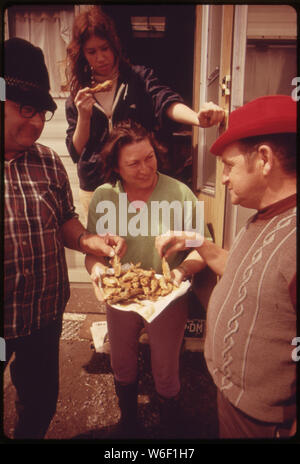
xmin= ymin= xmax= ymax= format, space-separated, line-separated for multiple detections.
xmin=257 ymin=144 xmax=274 ymax=176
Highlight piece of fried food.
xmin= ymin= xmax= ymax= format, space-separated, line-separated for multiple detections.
xmin=101 ymin=257 xmax=176 ymax=306
xmin=102 ymin=276 xmax=119 ymax=287
xmin=89 ymin=80 xmax=113 ymax=93
xmin=162 ymin=257 xmax=172 ymax=282
xmin=109 ymin=249 xmax=122 ymax=277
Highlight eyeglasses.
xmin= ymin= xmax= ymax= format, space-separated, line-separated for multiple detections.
xmin=19 ymin=104 xmax=54 ymax=122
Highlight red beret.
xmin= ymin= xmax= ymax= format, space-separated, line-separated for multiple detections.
xmin=210 ymin=95 xmax=297 ymax=155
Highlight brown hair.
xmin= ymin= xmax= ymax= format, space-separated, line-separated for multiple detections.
xmin=100 ymin=120 xmax=168 ymax=186
xmin=238 ymin=133 xmax=296 ymax=175
xmin=66 ymin=6 xmax=124 ymax=98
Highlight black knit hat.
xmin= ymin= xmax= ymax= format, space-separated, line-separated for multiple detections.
xmin=4 ymin=38 xmax=57 ymax=112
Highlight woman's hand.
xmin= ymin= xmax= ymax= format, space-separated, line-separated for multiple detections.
xmin=198 ymin=102 xmax=225 ymax=128
xmin=171 ymin=267 xmax=187 ymax=287
xmin=155 ymin=231 xmax=204 ymax=259
xmin=74 ymin=87 xmax=95 ymax=119
xmin=90 ymin=264 xmax=106 ymax=302
xmin=72 ymin=87 xmax=96 ymax=155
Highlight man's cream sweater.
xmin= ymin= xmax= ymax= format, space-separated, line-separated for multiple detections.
xmin=205 ymin=194 xmax=297 ymax=423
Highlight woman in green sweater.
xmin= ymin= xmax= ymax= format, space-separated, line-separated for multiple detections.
xmin=85 ymin=120 xmax=205 ymax=438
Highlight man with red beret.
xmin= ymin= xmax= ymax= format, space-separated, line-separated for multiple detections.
xmin=155 ymin=95 xmax=297 ymax=439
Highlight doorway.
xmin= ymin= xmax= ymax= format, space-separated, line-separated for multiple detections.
xmin=102 ymin=4 xmax=196 ymax=188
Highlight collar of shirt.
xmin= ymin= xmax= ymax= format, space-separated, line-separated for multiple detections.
xmin=255 ymin=193 xmax=297 ymax=221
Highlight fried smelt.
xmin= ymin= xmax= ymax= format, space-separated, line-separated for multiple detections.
xmin=100 ymin=257 xmax=177 ymax=306
xmin=111 ymin=252 xmax=122 ymax=277
xmin=162 ymin=257 xmax=172 ymax=282
xmin=89 ymin=80 xmax=113 ymax=93
xmin=102 ymin=276 xmax=119 ymax=287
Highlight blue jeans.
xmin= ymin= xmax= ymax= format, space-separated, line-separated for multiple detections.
xmin=5 ymin=317 xmax=63 ymax=439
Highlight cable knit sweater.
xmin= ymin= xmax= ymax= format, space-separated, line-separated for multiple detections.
xmin=204 ymin=194 xmax=297 ymax=424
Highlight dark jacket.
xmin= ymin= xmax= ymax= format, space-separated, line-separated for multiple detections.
xmin=65 ymin=63 xmax=184 ymax=191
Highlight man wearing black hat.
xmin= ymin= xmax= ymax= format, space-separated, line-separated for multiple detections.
xmin=3 ymin=38 xmax=126 ymax=439
xmin=155 ymin=95 xmax=297 ymax=439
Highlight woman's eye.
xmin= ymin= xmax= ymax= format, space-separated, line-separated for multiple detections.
xmin=146 ymin=155 xmax=154 ymax=161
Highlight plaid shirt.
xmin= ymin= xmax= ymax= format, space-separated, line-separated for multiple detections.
xmin=4 ymin=143 xmax=78 ymax=339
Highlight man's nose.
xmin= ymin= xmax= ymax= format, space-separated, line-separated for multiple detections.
xmin=29 ymin=112 xmax=45 ymax=126
xmin=222 ymin=171 xmax=229 ymax=185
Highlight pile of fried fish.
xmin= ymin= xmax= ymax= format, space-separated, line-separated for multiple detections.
xmin=100 ymin=254 xmax=177 ymax=306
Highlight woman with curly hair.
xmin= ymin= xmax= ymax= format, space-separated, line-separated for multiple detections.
xmin=65 ymin=6 xmax=224 ymax=219
xmin=85 ymin=120 xmax=206 ymax=438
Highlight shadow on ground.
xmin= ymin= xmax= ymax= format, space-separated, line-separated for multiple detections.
xmin=4 ymin=338 xmax=218 ymax=442
xmin=69 ymin=343 xmax=218 ymax=441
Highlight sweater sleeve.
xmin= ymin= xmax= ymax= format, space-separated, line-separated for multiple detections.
xmin=132 ymin=65 xmax=184 ymax=126
xmin=65 ymin=96 xmax=80 ymax=163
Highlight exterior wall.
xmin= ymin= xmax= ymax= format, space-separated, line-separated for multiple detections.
xmin=38 ymin=99 xmax=90 ymax=283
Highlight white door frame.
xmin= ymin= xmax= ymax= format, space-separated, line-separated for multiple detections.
xmin=223 ymin=5 xmax=249 ymax=250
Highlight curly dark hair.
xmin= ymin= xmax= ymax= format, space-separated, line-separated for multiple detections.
xmin=66 ymin=6 xmax=125 ymax=98
xmin=100 ymin=120 xmax=168 ymax=186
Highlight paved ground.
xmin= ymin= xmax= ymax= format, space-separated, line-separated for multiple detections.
xmin=3 ymin=284 xmax=219 ymax=443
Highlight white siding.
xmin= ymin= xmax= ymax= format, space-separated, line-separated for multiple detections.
xmin=38 ymin=98 xmax=90 ymax=282
xmin=247 ymin=5 xmax=297 ymax=38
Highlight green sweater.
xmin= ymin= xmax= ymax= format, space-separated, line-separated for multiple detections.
xmin=87 ymin=172 xmax=201 ymax=274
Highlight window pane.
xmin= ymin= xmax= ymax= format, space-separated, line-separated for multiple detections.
xmin=244 ymin=43 xmax=297 ymax=102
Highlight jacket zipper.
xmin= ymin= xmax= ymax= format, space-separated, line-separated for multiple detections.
xmin=109 ymin=83 xmax=127 ymax=132
xmin=94 ymin=83 xmax=126 ymax=134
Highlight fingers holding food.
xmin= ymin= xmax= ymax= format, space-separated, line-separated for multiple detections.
xmin=155 ymin=232 xmax=186 ymax=259
xmin=105 ymin=234 xmax=127 ymax=259
xmin=74 ymin=87 xmax=95 ymax=116
xmin=73 ymin=80 xmax=113 ymax=117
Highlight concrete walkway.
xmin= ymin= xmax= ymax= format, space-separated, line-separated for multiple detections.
xmin=3 ymin=284 xmax=218 ymax=442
